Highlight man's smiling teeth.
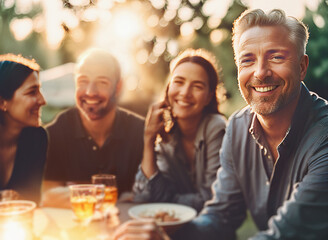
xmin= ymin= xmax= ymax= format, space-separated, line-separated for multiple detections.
xmin=254 ymin=86 xmax=277 ymax=92
xmin=85 ymin=99 xmax=100 ymax=104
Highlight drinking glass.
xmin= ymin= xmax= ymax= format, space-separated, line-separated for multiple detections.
xmin=91 ymin=174 xmax=118 ymax=214
xmin=93 ymin=184 xmax=105 ymax=210
xmin=69 ymin=184 xmax=97 ymax=226
xmin=91 ymin=184 xmax=106 ymax=220
xmin=0 ymin=200 xmax=36 ymax=240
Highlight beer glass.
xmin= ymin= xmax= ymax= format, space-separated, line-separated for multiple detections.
xmin=69 ymin=184 xmax=97 ymax=226
xmin=91 ymin=174 xmax=118 ymax=214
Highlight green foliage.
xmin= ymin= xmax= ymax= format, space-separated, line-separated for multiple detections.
xmin=0 ymin=1 xmax=65 ymax=69
xmin=303 ymin=0 xmax=328 ymax=100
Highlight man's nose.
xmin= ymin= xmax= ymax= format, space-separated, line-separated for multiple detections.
xmin=254 ymin=59 xmax=272 ymax=80
xmin=86 ymin=82 xmax=98 ymax=96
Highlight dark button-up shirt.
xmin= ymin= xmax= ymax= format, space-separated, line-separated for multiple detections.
xmin=44 ymin=107 xmax=144 ymax=195
xmin=174 ymin=83 xmax=328 ymax=240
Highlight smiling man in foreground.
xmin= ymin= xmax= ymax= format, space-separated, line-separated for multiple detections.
xmin=42 ymin=49 xmax=144 ymax=207
xmin=113 ymin=8 xmax=328 ymax=240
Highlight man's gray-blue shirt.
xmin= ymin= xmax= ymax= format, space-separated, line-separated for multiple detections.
xmin=174 ymin=83 xmax=328 ymax=240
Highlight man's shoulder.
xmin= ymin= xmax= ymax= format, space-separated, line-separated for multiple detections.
xmin=117 ymin=107 xmax=145 ymax=125
xmin=223 ymin=106 xmax=254 ymax=144
xmin=45 ymin=107 xmax=78 ymax=133
xmin=303 ymin=92 xmax=328 ymax=141
xmin=228 ymin=105 xmax=253 ymax=125
xmin=309 ymin=91 xmax=328 ymax=119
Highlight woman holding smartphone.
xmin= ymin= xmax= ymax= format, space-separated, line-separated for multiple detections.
xmin=0 ymin=54 xmax=47 ymax=203
xmin=133 ymin=48 xmax=226 ymax=211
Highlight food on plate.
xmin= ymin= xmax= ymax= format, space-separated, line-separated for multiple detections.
xmin=140 ymin=210 xmax=180 ymax=222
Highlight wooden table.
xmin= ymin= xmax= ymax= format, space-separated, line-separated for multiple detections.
xmin=33 ymin=202 xmax=137 ymax=240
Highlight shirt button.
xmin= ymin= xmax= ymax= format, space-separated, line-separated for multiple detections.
xmin=92 ymin=146 xmax=97 ymax=151
xmin=263 ymin=148 xmax=267 ymax=155
xmin=266 ymin=181 xmax=270 ymax=186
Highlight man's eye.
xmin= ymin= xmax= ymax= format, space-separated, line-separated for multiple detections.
xmin=240 ymin=58 xmax=253 ymax=65
xmin=272 ymin=55 xmax=285 ymax=61
xmin=99 ymin=80 xmax=109 ymax=86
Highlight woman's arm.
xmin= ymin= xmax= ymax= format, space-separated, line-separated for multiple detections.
xmin=141 ymin=101 xmax=167 ymax=178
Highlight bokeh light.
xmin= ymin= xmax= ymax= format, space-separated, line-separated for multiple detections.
xmin=42 ymin=0 xmax=65 ymax=49
xmin=147 ymin=15 xmax=160 ymax=28
xmin=111 ymin=7 xmax=144 ymax=39
xmin=150 ymin=0 xmax=166 ymax=10
xmin=313 ymin=14 xmax=325 ymax=28
xmin=178 ymin=6 xmax=194 ymax=21
xmin=82 ymin=7 xmax=99 ymax=22
xmin=136 ymin=49 xmax=149 ymax=65
xmin=10 ymin=18 xmax=33 ymax=41
xmin=180 ymin=22 xmax=195 ymax=38
xmin=15 ymin=0 xmax=33 ymax=14
xmin=69 ymin=0 xmax=90 ymax=7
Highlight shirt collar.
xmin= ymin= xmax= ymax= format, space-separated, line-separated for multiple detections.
xmin=108 ymin=108 xmax=125 ymax=141
xmin=72 ymin=107 xmax=87 ymax=139
xmin=73 ymin=107 xmax=124 ymax=141
xmin=168 ymin=115 xmax=209 ymax=150
xmin=161 ymin=115 xmax=209 ymax=149
xmin=194 ymin=114 xmax=211 ymax=150
xmin=249 ymin=82 xmax=312 ymax=147
xmin=249 ymin=112 xmax=264 ymax=147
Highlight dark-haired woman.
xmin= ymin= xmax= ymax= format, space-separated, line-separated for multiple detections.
xmin=133 ymin=49 xmax=226 ymax=212
xmin=0 ymin=54 xmax=47 ymax=204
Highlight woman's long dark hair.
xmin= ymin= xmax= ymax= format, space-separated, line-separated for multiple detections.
xmin=0 ymin=54 xmax=40 ymax=124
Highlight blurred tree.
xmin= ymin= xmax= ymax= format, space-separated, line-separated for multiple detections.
xmin=129 ymin=0 xmax=248 ymax=116
xmin=0 ymin=1 xmax=68 ymax=69
xmin=4 ymin=0 xmax=325 ymax=118
xmin=303 ymin=0 xmax=328 ymax=100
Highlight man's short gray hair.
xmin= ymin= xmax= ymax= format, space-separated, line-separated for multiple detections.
xmin=232 ymin=9 xmax=309 ymax=59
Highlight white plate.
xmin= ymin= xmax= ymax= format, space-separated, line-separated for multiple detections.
xmin=128 ymin=203 xmax=197 ymax=227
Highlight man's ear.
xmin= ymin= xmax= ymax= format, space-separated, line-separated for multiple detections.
xmin=300 ymin=54 xmax=309 ymax=81
xmin=0 ymin=97 xmax=7 ymax=111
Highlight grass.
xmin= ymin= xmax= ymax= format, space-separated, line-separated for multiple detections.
xmin=236 ymin=212 xmax=258 ymax=240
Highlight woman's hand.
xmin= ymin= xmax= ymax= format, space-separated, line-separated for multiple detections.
xmin=113 ymin=219 xmax=170 ymax=240
xmin=141 ymin=101 xmax=168 ymax=178
xmin=144 ymin=101 xmax=168 ymax=145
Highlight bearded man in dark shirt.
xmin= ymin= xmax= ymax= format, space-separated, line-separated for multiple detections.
xmin=42 ymin=49 xmax=144 ymax=207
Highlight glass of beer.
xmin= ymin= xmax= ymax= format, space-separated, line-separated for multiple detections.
xmin=91 ymin=174 xmax=118 ymax=214
xmin=69 ymin=184 xmax=97 ymax=226
xmin=93 ymin=184 xmax=106 ymax=211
